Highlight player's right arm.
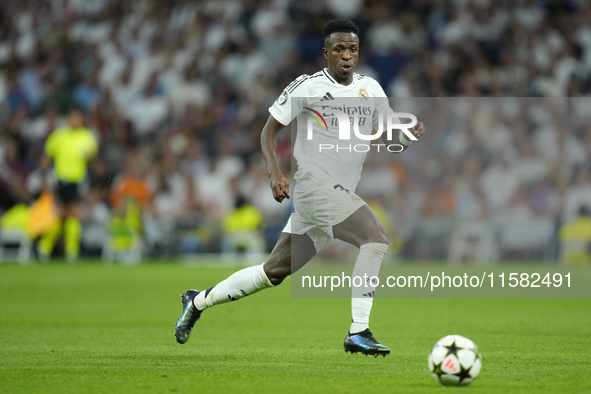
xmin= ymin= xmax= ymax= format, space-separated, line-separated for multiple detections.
xmin=40 ymin=130 xmax=59 ymax=173
xmin=39 ymin=154 xmax=52 ymax=172
xmin=39 ymin=130 xmax=59 ymax=192
xmin=263 ymin=74 xmax=309 ymax=203
xmin=260 ymin=115 xmax=290 ymax=203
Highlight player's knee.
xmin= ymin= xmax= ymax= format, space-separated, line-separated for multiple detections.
xmin=362 ymin=225 xmax=388 ymax=246
xmin=376 ymin=225 xmax=389 ymax=245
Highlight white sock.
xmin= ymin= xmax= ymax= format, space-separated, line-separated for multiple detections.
xmin=192 ymin=263 xmax=274 ymax=311
xmin=350 ymin=243 xmax=388 ymax=334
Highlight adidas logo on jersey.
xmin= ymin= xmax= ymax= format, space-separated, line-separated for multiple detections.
xmin=320 ymin=92 xmax=335 ymax=101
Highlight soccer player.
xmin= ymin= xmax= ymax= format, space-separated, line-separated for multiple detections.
xmin=38 ymin=108 xmax=98 ymax=262
xmin=175 ymin=18 xmax=425 ymax=356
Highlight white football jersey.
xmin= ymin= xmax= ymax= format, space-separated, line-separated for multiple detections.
xmin=269 ymin=68 xmax=396 ymax=192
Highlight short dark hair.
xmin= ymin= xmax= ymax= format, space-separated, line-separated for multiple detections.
xmin=322 ymin=18 xmax=359 ymax=41
xmin=68 ymin=106 xmax=84 ymax=115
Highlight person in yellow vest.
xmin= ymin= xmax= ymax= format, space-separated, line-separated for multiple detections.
xmin=559 ymin=206 xmax=591 ymax=266
xmin=221 ymin=196 xmax=265 ymax=256
xmin=38 ymin=108 xmax=98 ymax=262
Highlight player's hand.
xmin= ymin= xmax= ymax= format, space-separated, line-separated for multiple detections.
xmin=411 ymin=121 xmax=425 ymax=139
xmin=269 ymin=171 xmax=290 ymax=203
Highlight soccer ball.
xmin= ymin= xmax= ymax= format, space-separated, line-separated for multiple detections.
xmin=428 ymin=335 xmax=482 ymax=386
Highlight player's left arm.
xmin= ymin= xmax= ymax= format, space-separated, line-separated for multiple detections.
xmin=39 ymin=132 xmax=58 ymax=192
xmin=393 ymin=121 xmax=425 ymax=153
xmin=41 ymin=130 xmax=57 ymax=170
xmin=371 ymin=79 xmax=425 ymax=152
xmin=373 ymin=122 xmax=425 ymax=153
xmin=82 ymin=130 xmax=99 ymax=161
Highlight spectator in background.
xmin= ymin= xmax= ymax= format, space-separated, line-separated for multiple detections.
xmin=6 ymin=77 xmax=29 ymax=112
xmin=111 ymin=154 xmax=151 ymax=214
xmin=559 ymin=206 xmax=591 ymax=266
xmin=124 ymin=72 xmax=169 ymax=136
xmin=19 ymin=55 xmax=45 ymax=112
xmin=38 ymin=108 xmax=98 ymax=262
xmin=0 ymin=137 xmax=31 ymax=212
xmin=221 ymin=195 xmax=265 ymax=258
xmin=1 ymin=0 xmax=591 ymax=261
xmin=74 ymin=72 xmax=102 ymax=111
xmin=106 ymin=153 xmax=149 ymax=259
xmin=108 ymin=155 xmax=149 ymax=248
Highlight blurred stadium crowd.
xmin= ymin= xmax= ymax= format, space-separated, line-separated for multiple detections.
xmin=1 ymin=0 xmax=591 ymax=262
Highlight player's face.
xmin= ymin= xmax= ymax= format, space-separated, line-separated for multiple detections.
xmin=68 ymin=111 xmax=84 ymax=129
xmin=323 ymin=32 xmax=359 ymax=84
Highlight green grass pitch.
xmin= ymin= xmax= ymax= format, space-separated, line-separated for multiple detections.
xmin=0 ymin=261 xmax=590 ymax=394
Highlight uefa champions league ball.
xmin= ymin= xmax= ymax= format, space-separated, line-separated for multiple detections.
xmin=428 ymin=335 xmax=482 ymax=386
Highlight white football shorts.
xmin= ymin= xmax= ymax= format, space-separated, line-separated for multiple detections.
xmin=282 ymin=173 xmax=366 ymax=251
